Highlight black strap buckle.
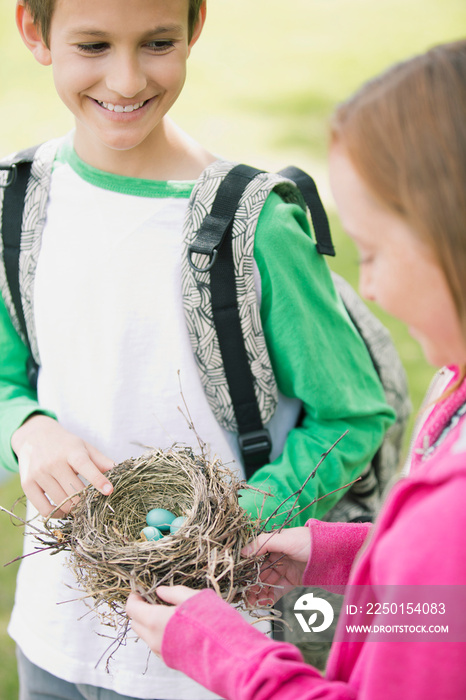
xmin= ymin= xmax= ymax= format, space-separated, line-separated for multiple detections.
xmin=0 ymin=164 xmax=17 ymax=189
xmin=238 ymin=429 xmax=272 ymax=461
xmin=188 ymin=246 xmax=218 ymax=273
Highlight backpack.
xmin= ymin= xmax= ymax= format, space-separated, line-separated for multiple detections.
xmin=0 ymin=143 xmax=411 ymax=523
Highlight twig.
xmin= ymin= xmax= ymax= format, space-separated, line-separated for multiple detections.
xmin=258 ymin=430 xmax=349 ymax=534
xmin=177 ymin=370 xmax=207 ymax=454
xmin=0 ymin=505 xmax=44 ymax=534
xmin=282 ymin=476 xmax=361 ymax=524
xmin=44 ymin=485 xmax=89 ymax=524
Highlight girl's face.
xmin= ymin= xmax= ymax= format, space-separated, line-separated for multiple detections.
xmin=329 ymin=145 xmax=466 ymax=368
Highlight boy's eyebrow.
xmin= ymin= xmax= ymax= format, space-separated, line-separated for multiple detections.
xmin=67 ymin=24 xmax=184 ymax=40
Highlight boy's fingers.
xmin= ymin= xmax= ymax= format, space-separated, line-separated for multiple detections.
xmin=68 ymin=450 xmax=113 ymax=496
xmin=41 ymin=473 xmax=86 ymax=516
xmin=58 ymin=473 xmax=88 ymax=512
xmin=87 ymin=444 xmax=115 ymax=471
xmin=24 ymin=481 xmax=64 ymax=518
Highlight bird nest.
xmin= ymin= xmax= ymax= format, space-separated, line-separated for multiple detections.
xmin=35 ymin=446 xmax=265 ymax=630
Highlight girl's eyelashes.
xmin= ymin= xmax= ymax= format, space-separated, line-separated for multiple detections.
xmin=355 ymin=250 xmax=374 ymax=266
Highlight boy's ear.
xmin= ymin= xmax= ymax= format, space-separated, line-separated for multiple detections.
xmin=16 ymin=1 xmax=52 ymax=66
xmin=188 ymin=1 xmax=206 ymax=54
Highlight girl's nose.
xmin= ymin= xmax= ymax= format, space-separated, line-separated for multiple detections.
xmin=106 ymin=52 xmax=147 ymax=98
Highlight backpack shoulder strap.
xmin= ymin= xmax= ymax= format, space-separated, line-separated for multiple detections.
xmin=194 ymin=165 xmax=270 ymax=467
xmin=277 ymin=166 xmax=335 ymax=256
xmin=187 ymin=163 xmax=262 ymax=271
xmin=184 ymin=162 xmax=275 ymax=474
xmin=0 ymin=139 xmax=61 ymax=388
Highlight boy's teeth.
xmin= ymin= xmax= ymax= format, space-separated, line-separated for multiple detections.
xmin=98 ymin=100 xmax=144 ymax=112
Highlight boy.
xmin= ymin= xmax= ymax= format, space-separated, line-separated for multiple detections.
xmin=1 ymin=0 xmax=395 ymax=698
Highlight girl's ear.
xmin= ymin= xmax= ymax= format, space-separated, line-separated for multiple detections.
xmin=188 ymin=1 xmax=206 ymax=54
xmin=16 ymin=1 xmax=52 ymax=66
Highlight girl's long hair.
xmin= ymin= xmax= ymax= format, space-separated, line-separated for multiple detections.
xmin=331 ymin=40 xmax=466 ymax=343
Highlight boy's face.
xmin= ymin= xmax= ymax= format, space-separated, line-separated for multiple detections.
xmin=20 ymin=0 xmax=203 ymax=171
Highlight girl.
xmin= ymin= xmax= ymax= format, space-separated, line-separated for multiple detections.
xmin=126 ymin=39 xmax=466 ymax=699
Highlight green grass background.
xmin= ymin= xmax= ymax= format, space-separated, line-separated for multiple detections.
xmin=0 ymin=0 xmax=464 ymax=694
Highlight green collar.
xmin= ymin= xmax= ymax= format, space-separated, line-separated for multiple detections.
xmin=56 ymin=139 xmax=195 ymax=199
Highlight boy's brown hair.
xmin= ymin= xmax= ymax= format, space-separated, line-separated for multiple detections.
xmin=331 ymin=40 xmax=466 ymax=340
xmin=23 ymin=0 xmax=205 ymax=47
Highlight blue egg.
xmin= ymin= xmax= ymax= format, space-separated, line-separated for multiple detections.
xmin=146 ymin=508 xmax=176 ymax=532
xmin=170 ymin=516 xmax=187 ymax=534
xmin=140 ymin=526 xmax=163 ymax=542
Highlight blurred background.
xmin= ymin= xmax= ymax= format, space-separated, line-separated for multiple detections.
xmin=0 ymin=0 xmax=464 ymax=694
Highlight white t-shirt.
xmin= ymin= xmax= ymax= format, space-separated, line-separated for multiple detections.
xmin=8 ymin=145 xmax=300 ymax=698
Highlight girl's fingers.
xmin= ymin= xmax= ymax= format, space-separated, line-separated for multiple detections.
xmin=126 ymin=592 xmax=148 ymax=618
xmin=155 ymin=585 xmax=199 ymax=606
xmin=126 ymin=593 xmax=181 ymax=656
xmin=242 ymin=531 xmax=294 ymax=558
xmin=246 ymin=585 xmax=276 ymax=608
xmin=241 ymin=532 xmax=274 ymax=557
xmin=242 ymin=528 xmax=311 ymax=562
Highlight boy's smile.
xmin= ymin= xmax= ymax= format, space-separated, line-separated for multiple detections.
xmin=95 ymin=100 xmax=147 ymax=113
xmin=18 ymin=0 xmax=205 ymax=176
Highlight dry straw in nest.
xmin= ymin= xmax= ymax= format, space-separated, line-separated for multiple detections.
xmin=36 ymin=446 xmax=266 ymax=629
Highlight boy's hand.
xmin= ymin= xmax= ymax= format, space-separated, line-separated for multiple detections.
xmin=126 ymin=586 xmax=198 ymax=656
xmin=11 ymin=415 xmax=114 ymax=518
xmin=241 ymin=527 xmax=311 ymax=606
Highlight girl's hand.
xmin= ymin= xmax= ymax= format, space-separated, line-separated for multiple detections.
xmin=11 ymin=414 xmax=114 ymax=518
xmin=126 ymin=586 xmax=198 ymax=656
xmin=241 ymin=527 xmax=311 ymax=606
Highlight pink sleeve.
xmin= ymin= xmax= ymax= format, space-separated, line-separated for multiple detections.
xmin=303 ymin=519 xmax=371 ymax=588
xmin=331 ymin=475 xmax=466 ymax=699
xmin=162 ymin=589 xmax=353 ymax=700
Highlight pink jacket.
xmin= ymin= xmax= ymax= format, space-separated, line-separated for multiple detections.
xmin=162 ymin=368 xmax=466 ymax=699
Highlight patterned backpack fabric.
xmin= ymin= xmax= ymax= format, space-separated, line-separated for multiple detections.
xmin=181 ymin=159 xmax=411 ymax=522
